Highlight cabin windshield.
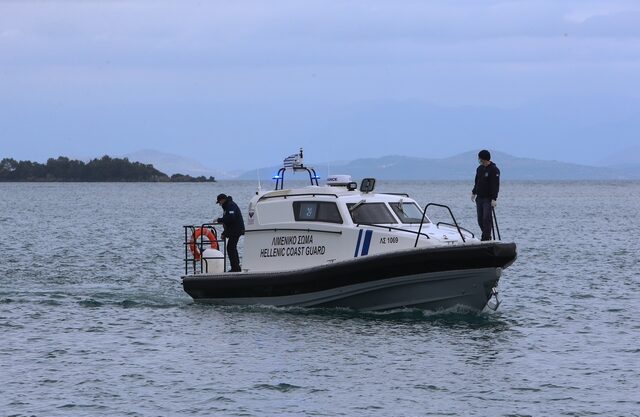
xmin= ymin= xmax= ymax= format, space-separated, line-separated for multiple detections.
xmin=347 ymin=203 xmax=397 ymax=224
xmin=389 ymin=202 xmax=428 ymax=224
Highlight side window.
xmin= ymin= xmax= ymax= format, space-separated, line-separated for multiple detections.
xmin=317 ymin=202 xmax=343 ymax=223
xmin=293 ymin=201 xmax=343 ymax=224
xmin=298 ymin=202 xmax=317 ymax=221
xmin=347 ymin=203 xmax=397 ymax=224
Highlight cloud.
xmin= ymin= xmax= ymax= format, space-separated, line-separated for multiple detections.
xmin=1 ymin=0 xmax=640 ymax=167
xmin=3 ymin=0 xmax=639 ymax=69
xmin=575 ymin=11 xmax=640 ymax=37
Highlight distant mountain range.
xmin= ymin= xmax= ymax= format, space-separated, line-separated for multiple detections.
xmin=124 ymin=149 xmax=242 ymax=180
xmin=237 ymin=150 xmax=640 ymax=181
xmin=123 ymin=148 xmax=640 ymax=181
xmin=7 ymin=94 xmax=639 ymax=171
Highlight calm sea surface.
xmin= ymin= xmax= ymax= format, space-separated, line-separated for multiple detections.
xmin=1 ymin=180 xmax=639 ymax=417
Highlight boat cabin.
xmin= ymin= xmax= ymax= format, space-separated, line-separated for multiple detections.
xmin=184 ymin=149 xmax=475 ymax=275
xmin=242 ymin=174 xmax=472 ymax=273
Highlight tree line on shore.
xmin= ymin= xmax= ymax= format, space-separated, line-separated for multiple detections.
xmin=0 ymin=156 xmax=215 ymax=182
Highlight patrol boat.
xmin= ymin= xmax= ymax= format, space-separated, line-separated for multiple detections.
xmin=182 ymin=150 xmax=517 ymax=311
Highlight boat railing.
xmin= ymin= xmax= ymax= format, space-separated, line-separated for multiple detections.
xmin=355 ymin=223 xmax=431 ymax=240
xmin=245 ymin=227 xmax=342 ymax=235
xmin=415 ymin=203 xmax=466 ymax=246
xmin=258 ymin=192 xmax=340 ymax=202
xmin=491 ymin=207 xmax=501 ymax=241
xmin=273 ymin=166 xmax=320 ymax=190
xmin=183 ymin=223 xmax=226 ymax=275
xmin=436 ymin=222 xmax=475 ymax=238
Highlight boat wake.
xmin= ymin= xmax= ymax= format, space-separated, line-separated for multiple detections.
xmin=204 ymin=302 xmax=510 ymax=326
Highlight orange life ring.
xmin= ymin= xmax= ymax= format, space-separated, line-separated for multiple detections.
xmin=189 ymin=227 xmax=219 ymax=260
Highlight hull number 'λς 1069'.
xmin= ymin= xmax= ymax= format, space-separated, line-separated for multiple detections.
xmin=379 ymin=237 xmax=399 ymax=244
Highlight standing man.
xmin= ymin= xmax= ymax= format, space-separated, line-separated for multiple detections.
xmin=471 ymin=150 xmax=500 ymax=241
xmin=216 ymin=193 xmax=245 ymax=272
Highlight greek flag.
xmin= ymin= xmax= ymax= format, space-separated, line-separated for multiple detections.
xmin=284 ymin=152 xmax=302 ymax=168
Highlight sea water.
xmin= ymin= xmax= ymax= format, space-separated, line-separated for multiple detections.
xmin=1 ymin=181 xmax=639 ymax=416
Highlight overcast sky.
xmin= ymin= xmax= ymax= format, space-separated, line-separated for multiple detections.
xmin=1 ymin=1 xmax=639 ymax=169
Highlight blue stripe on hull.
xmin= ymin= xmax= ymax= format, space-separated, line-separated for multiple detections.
xmin=362 ymin=230 xmax=373 ymax=256
xmin=354 ymin=229 xmax=363 ymax=257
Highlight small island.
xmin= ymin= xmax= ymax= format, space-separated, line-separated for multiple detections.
xmin=0 ymin=156 xmax=215 ymax=182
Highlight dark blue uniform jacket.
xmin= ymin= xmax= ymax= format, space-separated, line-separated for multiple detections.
xmin=472 ymin=162 xmax=500 ymax=200
xmin=217 ymin=197 xmax=245 ymax=237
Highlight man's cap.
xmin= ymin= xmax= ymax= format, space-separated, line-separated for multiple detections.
xmin=216 ymin=193 xmax=227 ymax=203
xmin=478 ymin=150 xmax=491 ymax=161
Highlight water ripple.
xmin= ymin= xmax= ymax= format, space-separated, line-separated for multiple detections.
xmin=1 ymin=181 xmax=639 ymax=416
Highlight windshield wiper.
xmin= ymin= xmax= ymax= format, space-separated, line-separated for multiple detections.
xmin=349 ymin=199 xmax=366 ymax=213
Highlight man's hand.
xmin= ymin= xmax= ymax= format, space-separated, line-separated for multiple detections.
xmin=216 ymin=217 xmax=223 ymax=224
xmin=491 ymin=199 xmax=497 ymax=208
xmin=221 ymin=233 xmax=226 ymax=239
xmin=471 ymin=193 xmax=476 ymax=203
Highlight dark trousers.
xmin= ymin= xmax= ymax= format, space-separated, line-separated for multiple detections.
xmin=226 ymin=235 xmax=241 ymax=272
xmin=476 ymin=197 xmax=493 ymax=241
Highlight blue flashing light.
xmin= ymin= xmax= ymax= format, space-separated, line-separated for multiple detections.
xmin=312 ymin=175 xmax=321 ymax=180
xmin=272 ymin=174 xmax=282 ymax=180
